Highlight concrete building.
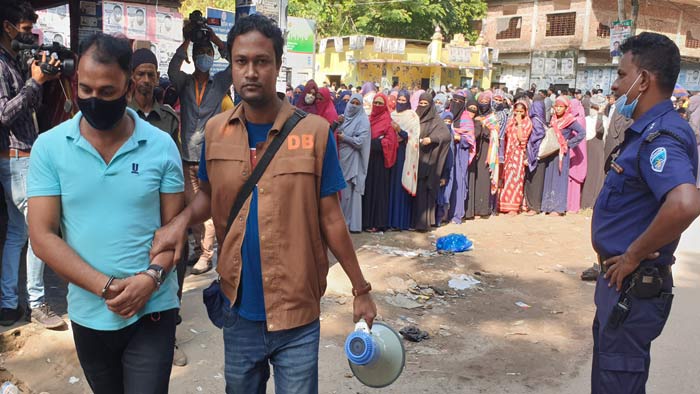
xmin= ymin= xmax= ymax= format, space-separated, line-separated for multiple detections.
xmin=315 ymin=28 xmax=493 ymax=90
xmin=483 ymin=0 xmax=700 ymax=93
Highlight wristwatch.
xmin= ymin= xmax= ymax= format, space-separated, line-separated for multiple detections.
xmin=145 ymin=264 xmax=167 ymax=288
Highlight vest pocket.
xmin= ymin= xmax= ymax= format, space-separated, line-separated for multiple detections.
xmin=205 ymin=142 xmax=249 ymax=162
xmin=271 ymin=157 xmax=318 ymax=176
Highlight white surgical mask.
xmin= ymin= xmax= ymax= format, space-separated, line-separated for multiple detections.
xmin=304 ymin=94 xmax=315 ymax=105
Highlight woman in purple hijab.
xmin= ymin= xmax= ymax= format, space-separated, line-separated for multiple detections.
xmin=360 ymin=81 xmax=377 ymax=96
xmin=524 ymin=92 xmax=548 ymax=214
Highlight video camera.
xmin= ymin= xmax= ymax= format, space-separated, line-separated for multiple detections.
xmin=11 ymin=40 xmax=76 ymax=77
xmin=187 ymin=10 xmax=210 ymax=45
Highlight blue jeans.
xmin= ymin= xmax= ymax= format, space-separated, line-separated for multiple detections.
xmin=222 ymin=309 xmax=320 ymax=394
xmin=0 ymin=157 xmax=45 ymax=309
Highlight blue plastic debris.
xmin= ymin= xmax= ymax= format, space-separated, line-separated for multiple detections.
xmin=435 ymin=234 xmax=473 ymax=253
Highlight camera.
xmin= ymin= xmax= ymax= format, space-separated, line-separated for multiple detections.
xmin=11 ymin=40 xmax=76 ymax=77
xmin=187 ymin=10 xmax=210 ymax=45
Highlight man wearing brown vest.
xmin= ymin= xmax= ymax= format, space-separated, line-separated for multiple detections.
xmin=150 ymin=15 xmax=377 ymax=393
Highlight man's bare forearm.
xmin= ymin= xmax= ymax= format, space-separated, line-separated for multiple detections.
xmin=32 ymin=230 xmax=109 ymax=297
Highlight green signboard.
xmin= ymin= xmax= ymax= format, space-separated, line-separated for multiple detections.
xmin=287 ymin=16 xmax=316 ymax=54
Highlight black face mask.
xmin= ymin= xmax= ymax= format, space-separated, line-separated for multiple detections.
xmin=7 ymin=23 xmax=36 ymax=46
xmin=416 ymin=104 xmax=429 ymax=119
xmin=477 ymin=103 xmax=491 ymax=115
xmin=493 ymin=103 xmax=506 ymax=112
xmin=14 ymin=32 xmax=36 ymax=45
xmin=450 ymin=99 xmax=465 ymax=117
xmin=78 ymin=93 xmax=128 ymax=131
xmin=396 ymin=101 xmax=411 ymax=112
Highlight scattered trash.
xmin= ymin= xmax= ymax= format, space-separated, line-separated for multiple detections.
xmin=399 ymin=325 xmax=430 ymax=342
xmin=384 ymin=294 xmax=422 ymax=309
xmin=515 ymin=301 xmax=531 ymax=309
xmin=46 ymin=358 xmax=51 ymax=363
xmin=535 ymin=251 xmax=545 ymax=257
xmin=68 ymin=376 xmax=80 ymax=384
xmin=196 ymin=387 xmax=203 ymax=392
xmin=430 ymin=286 xmax=446 ymax=296
xmin=506 ymin=372 xmax=521 ymax=376
xmin=213 ymin=373 xmax=224 ymax=379
xmin=550 ymin=310 xmax=564 ymax=315
xmin=448 ymin=274 xmax=481 ymax=290
xmin=419 ymin=288 xmax=435 ymax=296
xmin=344 ymin=373 xmax=354 ymax=378
xmin=436 ymin=234 xmax=474 ymax=253
xmin=1 ymin=382 xmax=19 ymax=394
xmin=189 ymin=328 xmax=199 ymax=334
xmin=360 ymin=244 xmax=437 ymax=258
xmin=512 ymin=320 xmax=525 ymax=326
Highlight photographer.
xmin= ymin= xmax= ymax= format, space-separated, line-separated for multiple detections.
xmin=168 ymin=12 xmax=230 ymax=275
xmin=0 ymin=0 xmax=64 ymax=328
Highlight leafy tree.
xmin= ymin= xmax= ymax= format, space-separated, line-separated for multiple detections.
xmin=289 ymin=0 xmax=487 ymax=43
xmin=179 ymin=0 xmax=237 ymax=19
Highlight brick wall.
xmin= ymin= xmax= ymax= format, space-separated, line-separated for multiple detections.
xmin=486 ymin=0 xmax=700 ymax=59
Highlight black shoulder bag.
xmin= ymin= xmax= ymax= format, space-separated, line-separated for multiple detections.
xmin=203 ymin=108 xmax=307 ymax=328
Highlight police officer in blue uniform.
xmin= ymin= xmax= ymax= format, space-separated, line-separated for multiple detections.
xmin=591 ymin=32 xmax=700 ymax=393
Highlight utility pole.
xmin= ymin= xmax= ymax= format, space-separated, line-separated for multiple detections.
xmin=617 ymin=0 xmax=626 ymax=21
xmin=617 ymin=0 xmax=640 ymax=35
xmin=630 ymin=0 xmax=639 ymax=35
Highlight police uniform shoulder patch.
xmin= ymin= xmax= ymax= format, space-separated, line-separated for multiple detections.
xmin=650 ymin=147 xmax=667 ymax=173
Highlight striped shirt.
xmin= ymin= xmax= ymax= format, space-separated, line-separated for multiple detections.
xmin=0 ymin=45 xmax=42 ymax=152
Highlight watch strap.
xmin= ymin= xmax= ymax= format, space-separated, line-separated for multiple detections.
xmin=352 ymin=282 xmax=372 ymax=297
xmin=138 ymin=270 xmax=160 ymax=289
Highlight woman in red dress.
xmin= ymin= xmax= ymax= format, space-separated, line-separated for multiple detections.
xmin=499 ymin=101 xmax=533 ymax=214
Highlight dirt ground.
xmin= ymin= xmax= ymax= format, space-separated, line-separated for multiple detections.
xmin=0 ymin=213 xmax=599 ymax=393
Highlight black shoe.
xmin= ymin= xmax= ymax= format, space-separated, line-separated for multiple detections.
xmin=580 ymin=266 xmax=600 ymax=281
xmin=0 ymin=307 xmax=23 ymax=326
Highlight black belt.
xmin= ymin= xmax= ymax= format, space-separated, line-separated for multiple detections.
xmin=598 ymin=255 xmax=672 ymax=276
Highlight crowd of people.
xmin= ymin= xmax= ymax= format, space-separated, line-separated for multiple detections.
xmin=287 ymin=79 xmax=647 ymax=233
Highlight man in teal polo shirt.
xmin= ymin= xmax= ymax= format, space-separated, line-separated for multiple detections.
xmin=27 ymin=33 xmax=184 ymax=394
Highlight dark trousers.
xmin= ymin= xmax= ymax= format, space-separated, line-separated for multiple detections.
xmin=176 ymin=242 xmax=188 ymax=301
xmin=72 ymin=309 xmax=177 ymax=394
xmin=591 ymin=276 xmax=673 ymax=394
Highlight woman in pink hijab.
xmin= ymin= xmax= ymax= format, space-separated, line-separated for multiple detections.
xmin=316 ymin=87 xmax=339 ymax=124
xmin=297 ymin=80 xmax=319 ymax=114
xmin=567 ymin=94 xmax=588 ymax=213
xmin=410 ymin=89 xmax=425 ymax=110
